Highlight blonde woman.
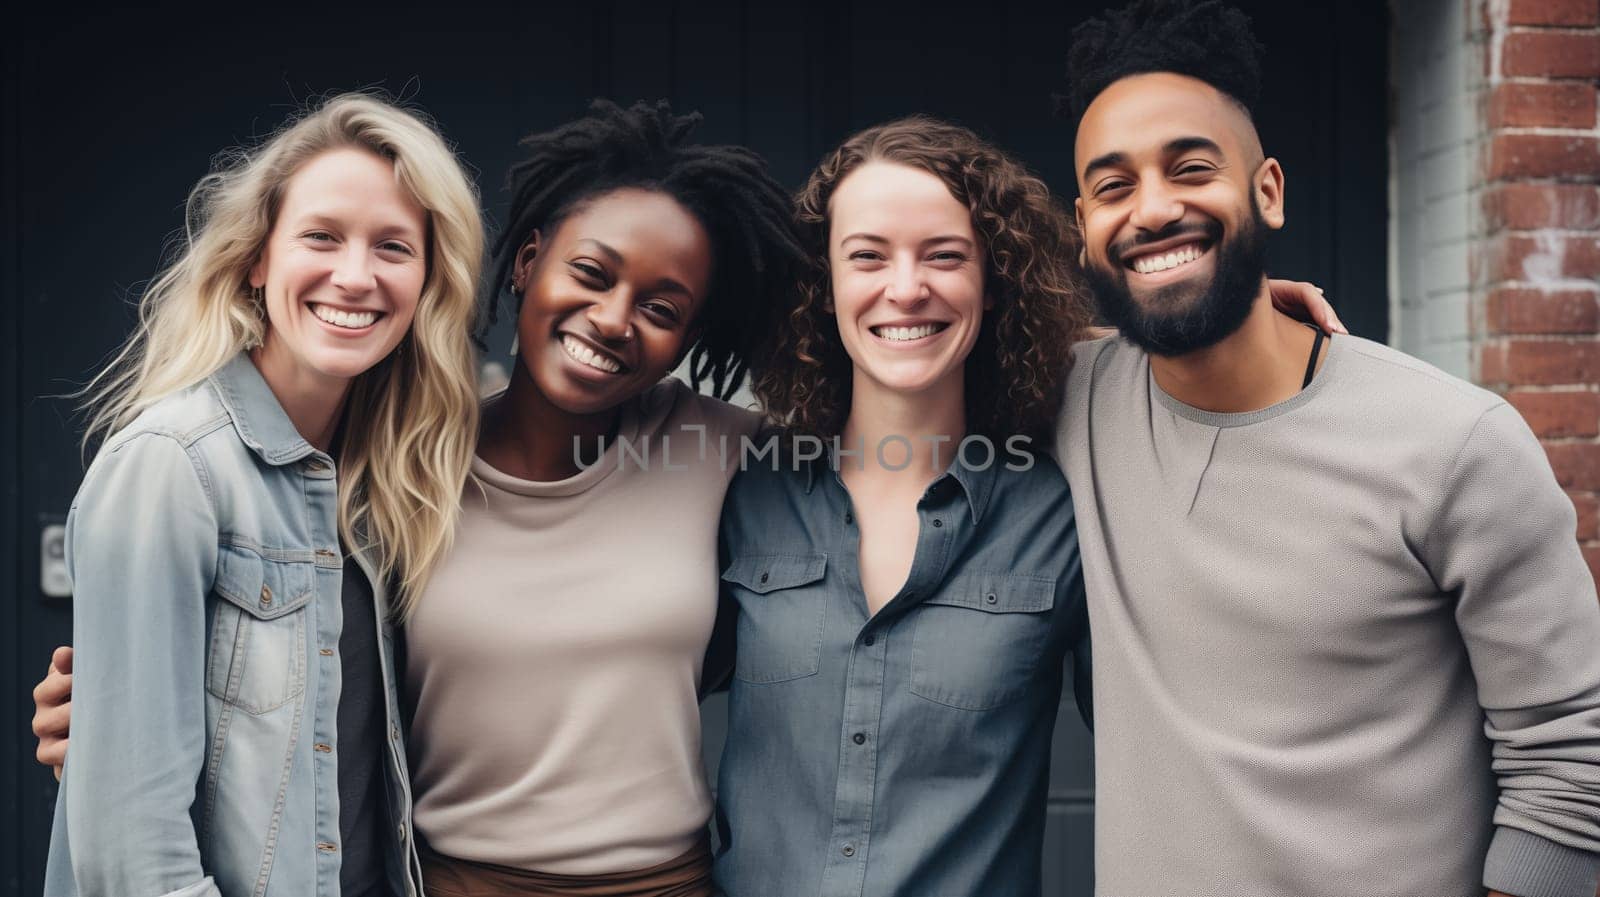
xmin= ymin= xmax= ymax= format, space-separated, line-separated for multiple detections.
xmin=42 ymin=93 xmax=483 ymax=897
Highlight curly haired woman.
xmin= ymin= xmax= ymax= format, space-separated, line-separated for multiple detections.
xmin=711 ymin=117 xmax=1095 ymax=897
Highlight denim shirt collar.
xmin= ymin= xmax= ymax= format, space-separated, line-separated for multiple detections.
xmin=801 ymin=441 xmax=997 ymax=525
xmin=208 ymin=352 xmax=318 ymax=467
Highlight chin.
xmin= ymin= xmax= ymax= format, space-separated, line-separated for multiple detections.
xmin=531 ymin=364 xmax=629 ymax=417
xmin=305 ymin=349 xmax=392 ymax=382
xmin=861 ymin=363 xmax=960 ymax=397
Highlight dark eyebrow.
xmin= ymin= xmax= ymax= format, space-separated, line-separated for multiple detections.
xmin=574 ymin=238 xmax=623 ymax=263
xmin=651 ymin=277 xmax=694 ymax=298
xmin=1083 ymin=137 xmax=1225 ymax=182
xmin=839 ymin=233 xmax=889 ymax=244
xmin=573 ymin=238 xmax=695 ymax=298
xmin=1166 ymin=136 xmax=1223 ymax=156
xmin=1082 ymin=151 xmax=1129 ymax=182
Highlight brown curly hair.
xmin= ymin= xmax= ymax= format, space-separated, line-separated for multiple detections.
xmin=750 ymin=116 xmax=1093 ymax=442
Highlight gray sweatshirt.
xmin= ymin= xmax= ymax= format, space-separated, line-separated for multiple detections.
xmin=1056 ymin=334 xmax=1600 ymax=897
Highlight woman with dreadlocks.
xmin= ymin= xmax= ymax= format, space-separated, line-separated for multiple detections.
xmin=400 ymin=99 xmax=804 ymax=896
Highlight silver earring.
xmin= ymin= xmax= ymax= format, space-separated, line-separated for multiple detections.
xmin=509 ymin=333 xmax=519 ymax=357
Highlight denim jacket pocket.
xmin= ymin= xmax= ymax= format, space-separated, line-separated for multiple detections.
xmin=909 ymin=571 xmax=1056 ymax=711
xmin=722 ymin=553 xmax=828 ymax=684
xmin=208 ymin=544 xmax=314 ymax=715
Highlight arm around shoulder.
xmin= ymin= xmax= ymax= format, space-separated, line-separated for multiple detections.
xmin=54 ymin=432 xmax=222 ymax=897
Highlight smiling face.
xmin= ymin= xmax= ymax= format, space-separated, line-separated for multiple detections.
xmin=828 ymin=161 xmax=986 ymax=399
xmin=1074 ymin=72 xmax=1284 ymax=356
xmin=251 ymin=147 xmax=428 ymax=387
xmin=511 ymin=188 xmax=711 ymax=416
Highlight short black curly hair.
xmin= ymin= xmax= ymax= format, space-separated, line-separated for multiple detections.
xmin=484 ymin=99 xmax=806 ymax=400
xmin=1061 ymin=0 xmax=1265 ymax=125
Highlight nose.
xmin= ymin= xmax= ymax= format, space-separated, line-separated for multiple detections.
xmin=1128 ymin=179 xmax=1184 ymax=235
xmin=585 ymin=288 xmax=633 ymax=342
xmin=331 ymin=246 xmax=377 ymax=296
xmin=883 ymin=260 xmax=929 ymax=308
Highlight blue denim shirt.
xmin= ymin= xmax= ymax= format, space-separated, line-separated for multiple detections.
xmin=45 ymin=353 xmax=420 ymax=897
xmin=712 ymin=444 xmax=1091 ymax=897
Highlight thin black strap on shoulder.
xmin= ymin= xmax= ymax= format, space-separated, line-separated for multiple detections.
xmin=1302 ymin=329 xmax=1327 ymax=390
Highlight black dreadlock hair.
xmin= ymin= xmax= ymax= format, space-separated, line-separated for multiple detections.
xmin=485 ymin=99 xmax=807 ymax=401
xmin=1061 ymin=0 xmax=1265 ymax=125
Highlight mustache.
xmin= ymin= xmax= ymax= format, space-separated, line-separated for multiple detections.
xmin=1108 ymin=219 xmax=1223 ymax=266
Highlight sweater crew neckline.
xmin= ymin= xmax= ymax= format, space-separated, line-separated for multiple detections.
xmin=1147 ymin=331 xmax=1344 ymax=429
xmin=471 ymin=392 xmax=646 ymax=498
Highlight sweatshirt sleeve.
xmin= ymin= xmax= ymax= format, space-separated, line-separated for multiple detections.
xmin=56 ymin=432 xmax=222 ymax=897
xmin=1420 ymin=402 xmax=1600 ymax=897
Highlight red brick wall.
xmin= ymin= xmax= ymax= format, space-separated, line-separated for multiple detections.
xmin=1472 ymin=0 xmax=1600 ymax=577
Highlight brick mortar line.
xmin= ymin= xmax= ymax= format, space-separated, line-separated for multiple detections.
xmin=1482 ymin=285 xmax=1600 ymax=294
xmin=1487 ymin=127 xmax=1600 ymax=137
xmin=1480 ymin=330 xmax=1600 ymax=337
xmin=1492 ymin=76 xmax=1600 ymax=85
xmin=1503 ymin=26 xmax=1600 ymax=36
xmin=1482 ymin=279 xmax=1600 ymax=289
xmin=1483 ymin=231 xmax=1600 ymax=237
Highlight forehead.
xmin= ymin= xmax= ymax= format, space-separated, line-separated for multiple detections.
xmin=829 ymin=161 xmax=972 ymax=238
xmin=281 ymin=148 xmax=422 ymax=226
xmin=554 ymin=188 xmax=712 ymax=287
xmin=1074 ymin=72 xmax=1253 ymax=171
xmin=558 ymin=188 xmax=708 ymax=254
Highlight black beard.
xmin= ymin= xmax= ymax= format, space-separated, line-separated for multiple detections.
xmin=1082 ymin=207 xmax=1269 ymax=357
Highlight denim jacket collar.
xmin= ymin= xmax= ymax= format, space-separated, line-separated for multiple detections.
xmin=208 ymin=352 xmax=317 ymax=467
xmin=802 ymin=443 xmax=997 ymax=525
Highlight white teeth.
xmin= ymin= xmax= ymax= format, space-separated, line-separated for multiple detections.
xmin=311 ymin=304 xmax=378 ymax=329
xmin=561 ymin=335 xmax=622 ymax=373
xmin=1131 ymin=244 xmax=1204 ymax=275
xmin=873 ymin=323 xmax=944 ymax=342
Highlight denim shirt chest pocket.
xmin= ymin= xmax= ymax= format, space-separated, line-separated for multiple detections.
xmin=208 ymin=544 xmax=315 ymax=714
xmin=722 ymin=553 xmax=828 ymax=684
xmin=909 ymin=571 xmax=1056 ymax=711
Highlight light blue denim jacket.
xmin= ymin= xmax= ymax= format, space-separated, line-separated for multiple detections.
xmin=45 ymin=353 xmax=421 ymax=897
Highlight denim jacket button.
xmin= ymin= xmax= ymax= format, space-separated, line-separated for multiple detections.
xmin=391 ymin=725 xmax=400 ymax=742
xmin=841 ymin=844 xmax=855 ymax=857
xmin=305 ymin=459 xmax=329 ymax=474
xmin=317 ymin=842 xmax=338 ymax=852
xmin=259 ymin=585 xmax=272 ymax=607
xmin=398 ymin=823 xmax=409 ymax=841
xmin=314 ymin=743 xmax=332 ymax=753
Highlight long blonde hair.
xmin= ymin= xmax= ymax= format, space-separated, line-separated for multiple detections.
xmin=82 ymin=92 xmax=484 ymax=615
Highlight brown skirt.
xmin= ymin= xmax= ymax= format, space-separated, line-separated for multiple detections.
xmin=420 ymin=837 xmax=714 ymax=897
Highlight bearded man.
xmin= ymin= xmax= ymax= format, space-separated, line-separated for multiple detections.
xmin=1056 ymin=3 xmax=1600 ymax=896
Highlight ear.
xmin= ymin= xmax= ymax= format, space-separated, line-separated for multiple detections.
xmin=248 ymin=254 xmax=266 ymax=290
xmin=1254 ymin=158 xmax=1286 ymax=230
xmin=512 ymin=230 xmax=543 ymax=291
